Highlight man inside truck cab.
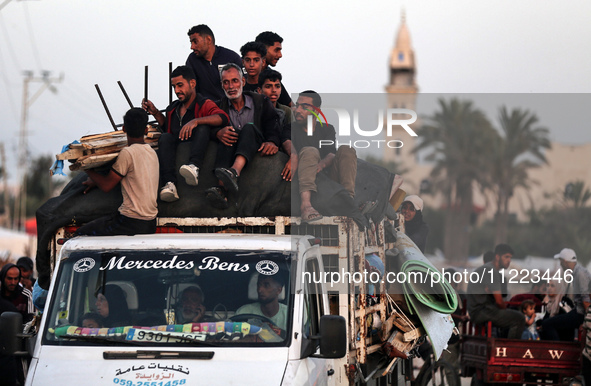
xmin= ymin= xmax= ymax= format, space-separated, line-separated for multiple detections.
xmin=236 ymin=273 xmax=287 ymax=331
xmin=142 ymin=65 xmax=230 ymax=202
xmin=291 ymin=90 xmax=357 ymax=222
xmin=75 ymin=108 xmax=159 ymax=236
xmin=466 ymin=243 xmax=525 ymax=339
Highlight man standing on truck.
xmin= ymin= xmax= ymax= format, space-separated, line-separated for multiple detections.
xmin=142 ymin=66 xmax=230 ymax=202
xmin=75 ymin=108 xmax=159 ymax=236
xmin=291 ymin=90 xmax=357 ymax=222
xmin=466 ymin=243 xmax=525 ymax=339
xmin=540 ymin=248 xmax=591 ymax=340
xmin=207 ymin=63 xmax=280 ymax=208
xmin=185 ymin=24 xmax=242 ymax=101
xmin=236 ymin=274 xmax=287 ymax=331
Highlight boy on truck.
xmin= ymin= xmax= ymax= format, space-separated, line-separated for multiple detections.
xmin=75 ymin=108 xmax=159 ymax=236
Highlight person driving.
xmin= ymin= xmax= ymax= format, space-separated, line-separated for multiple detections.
xmin=236 ymin=273 xmax=287 ymax=330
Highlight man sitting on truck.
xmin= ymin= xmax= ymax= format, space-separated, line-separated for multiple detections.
xmin=291 ymin=90 xmax=357 ymax=222
xmin=75 ymin=108 xmax=159 ymax=236
xmin=540 ymin=248 xmax=591 ymax=340
xmin=142 ymin=65 xmax=230 ymax=202
xmin=466 ymin=244 xmax=525 ymax=339
xmin=207 ymin=63 xmax=281 ymax=208
xmin=236 ymin=273 xmax=287 ymax=331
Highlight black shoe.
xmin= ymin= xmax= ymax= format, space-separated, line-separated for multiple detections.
xmin=215 ymin=167 xmax=239 ymax=195
xmin=205 ymin=186 xmax=229 ymax=209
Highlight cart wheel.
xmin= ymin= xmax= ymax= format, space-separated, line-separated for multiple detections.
xmin=470 ymin=374 xmax=486 ymax=386
xmin=420 ymin=359 xmax=460 ymax=386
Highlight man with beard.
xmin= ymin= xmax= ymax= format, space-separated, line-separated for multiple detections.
xmin=255 ymin=31 xmax=292 ymax=107
xmin=290 ymin=90 xmax=357 ymax=223
xmin=0 ymin=264 xmax=34 ymax=323
xmin=236 ymin=274 xmax=287 ymax=330
xmin=143 ymin=65 xmax=230 ymax=202
xmin=176 ymin=286 xmax=206 ymax=323
xmin=206 ymin=63 xmax=280 ymax=208
xmin=185 ymin=24 xmax=242 ymax=101
xmin=467 ymin=244 xmax=525 ymax=339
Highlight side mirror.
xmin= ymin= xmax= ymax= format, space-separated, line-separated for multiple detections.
xmin=317 ymin=315 xmax=346 ymax=358
xmin=0 ymin=312 xmax=23 ymax=355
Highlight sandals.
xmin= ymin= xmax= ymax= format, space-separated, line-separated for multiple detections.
xmin=215 ymin=167 xmax=239 ymax=195
xmin=205 ymin=186 xmax=229 ymax=209
xmin=301 ymin=206 xmax=323 ymax=223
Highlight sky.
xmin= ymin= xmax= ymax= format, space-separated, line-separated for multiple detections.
xmin=1 ymin=0 xmax=590 ymax=184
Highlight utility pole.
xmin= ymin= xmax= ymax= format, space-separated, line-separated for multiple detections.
xmin=0 ymin=143 xmax=9 ymax=228
xmin=13 ymin=71 xmax=63 ymax=230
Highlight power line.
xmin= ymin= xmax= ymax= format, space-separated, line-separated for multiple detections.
xmin=21 ymin=1 xmax=42 ymax=71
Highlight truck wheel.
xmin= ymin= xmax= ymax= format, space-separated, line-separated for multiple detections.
xmin=420 ymin=359 xmax=460 ymax=386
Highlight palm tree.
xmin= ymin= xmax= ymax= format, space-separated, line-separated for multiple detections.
xmin=491 ymin=107 xmax=550 ymax=244
xmin=415 ymin=98 xmax=498 ymax=263
xmin=564 ymin=180 xmax=591 ymax=208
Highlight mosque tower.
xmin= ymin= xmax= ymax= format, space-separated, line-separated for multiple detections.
xmin=384 ymin=11 xmax=429 ymax=195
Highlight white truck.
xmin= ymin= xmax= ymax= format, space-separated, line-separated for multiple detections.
xmin=1 ymin=215 xmax=454 ymax=385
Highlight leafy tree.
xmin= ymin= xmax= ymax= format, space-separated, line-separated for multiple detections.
xmin=489 ymin=107 xmax=550 ymax=244
xmin=415 ymin=98 xmax=498 ymax=263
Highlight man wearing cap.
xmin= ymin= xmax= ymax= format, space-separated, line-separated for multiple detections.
xmin=400 ymin=195 xmax=429 ymax=252
xmin=466 ymin=244 xmax=525 ymax=339
xmin=540 ymin=248 xmax=591 ymax=340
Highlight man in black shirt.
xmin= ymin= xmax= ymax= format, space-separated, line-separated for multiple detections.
xmin=143 ymin=66 xmax=229 ymax=202
xmin=255 ymin=31 xmax=292 ymax=107
xmin=291 ymin=91 xmax=357 ymax=222
xmin=186 ymin=25 xmax=242 ymax=101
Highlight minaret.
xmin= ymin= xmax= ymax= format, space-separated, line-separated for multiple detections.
xmin=385 ymin=10 xmax=418 ymax=96
xmin=383 ymin=11 xmax=426 ymax=196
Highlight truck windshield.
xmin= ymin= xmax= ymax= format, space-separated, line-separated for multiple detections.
xmin=43 ymin=249 xmax=292 ymax=347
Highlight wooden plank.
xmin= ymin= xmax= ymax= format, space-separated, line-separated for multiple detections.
xmin=55 ymin=148 xmax=85 ymax=160
xmin=69 ymin=153 xmax=117 ymax=171
xmin=80 ymin=131 xmax=126 ymax=142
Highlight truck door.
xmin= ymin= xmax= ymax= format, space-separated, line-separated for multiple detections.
xmin=295 ymin=251 xmax=336 ymax=385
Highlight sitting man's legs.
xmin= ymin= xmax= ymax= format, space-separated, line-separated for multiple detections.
xmin=298 ymin=146 xmax=322 ymax=222
xmin=472 ymin=305 xmax=525 ymax=339
xmin=327 ymin=145 xmax=357 ymax=198
xmin=215 ymin=123 xmax=263 ymax=194
xmin=158 ymin=132 xmax=179 ymax=202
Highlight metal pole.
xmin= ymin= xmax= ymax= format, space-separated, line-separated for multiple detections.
xmin=144 ymin=66 xmax=148 ymax=103
xmin=169 ymin=62 xmax=173 ymax=104
xmin=95 ymin=84 xmax=118 ymax=131
xmin=117 ymin=81 xmax=134 ymax=108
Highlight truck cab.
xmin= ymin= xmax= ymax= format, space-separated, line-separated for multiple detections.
xmin=16 ymin=232 xmax=345 ymax=385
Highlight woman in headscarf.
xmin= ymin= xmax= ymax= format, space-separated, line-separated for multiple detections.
xmin=95 ymin=284 xmax=131 ymax=327
xmin=400 ymin=195 xmax=429 ymax=253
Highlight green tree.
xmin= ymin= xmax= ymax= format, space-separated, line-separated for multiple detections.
xmin=25 ymin=155 xmax=65 ymax=217
xmin=563 ymin=180 xmax=591 ymax=209
xmin=415 ymin=98 xmax=498 ymax=263
xmin=490 ymin=106 xmax=550 ymax=245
